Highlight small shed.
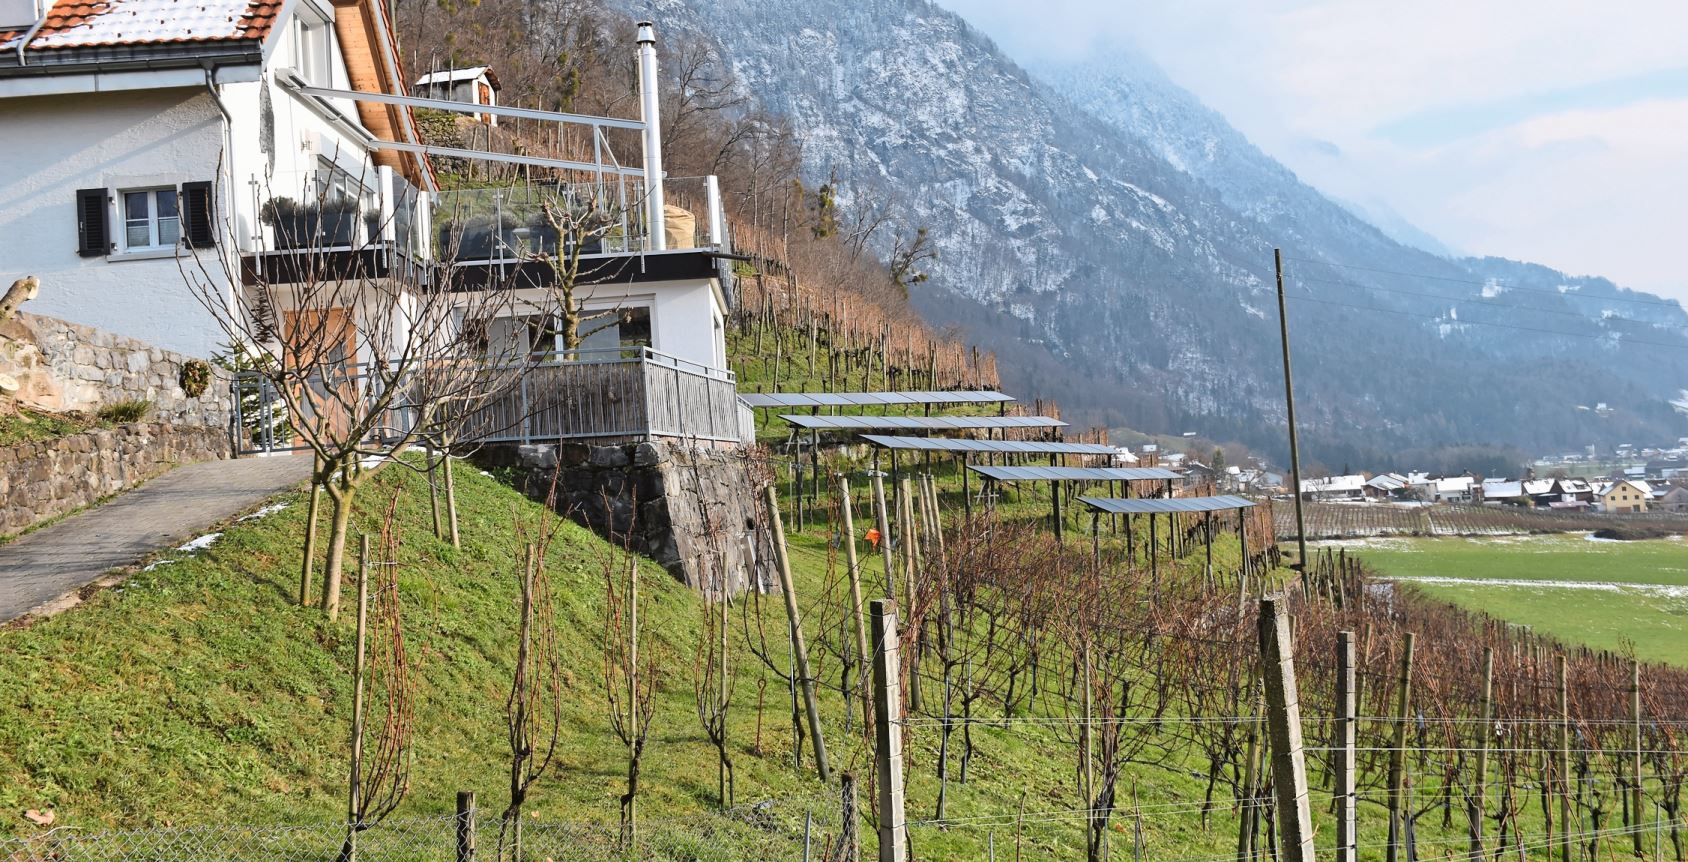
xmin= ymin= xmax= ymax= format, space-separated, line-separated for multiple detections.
xmin=414 ymin=66 xmax=502 ymax=125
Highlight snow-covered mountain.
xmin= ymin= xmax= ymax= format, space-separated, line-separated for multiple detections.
xmin=628 ymin=0 xmax=1688 ymax=465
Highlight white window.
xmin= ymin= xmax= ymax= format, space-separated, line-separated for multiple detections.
xmin=291 ymin=13 xmax=332 ymax=85
xmin=121 ymin=187 xmax=180 ymax=251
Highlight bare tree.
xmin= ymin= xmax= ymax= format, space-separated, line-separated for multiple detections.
xmin=602 ymin=517 xmax=660 ymax=848
xmin=338 ymin=496 xmax=416 ymax=862
xmin=184 ymin=184 xmax=533 ymax=619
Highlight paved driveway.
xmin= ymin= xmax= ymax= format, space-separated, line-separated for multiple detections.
xmin=0 ymin=455 xmax=311 ymax=624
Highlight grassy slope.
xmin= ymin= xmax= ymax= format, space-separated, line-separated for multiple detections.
xmin=1 ymin=324 xmax=1642 ymax=857
xmin=1356 ymin=535 xmax=1688 ymax=665
xmin=0 ymin=408 xmax=96 ymax=447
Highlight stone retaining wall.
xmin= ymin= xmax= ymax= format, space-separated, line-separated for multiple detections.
xmin=0 ymin=423 xmax=230 ymax=537
xmin=1 ymin=312 xmax=231 ymax=428
xmin=485 ymin=440 xmax=772 ymax=593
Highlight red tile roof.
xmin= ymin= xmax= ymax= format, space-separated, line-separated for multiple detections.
xmin=1 ymin=0 xmax=281 ymax=53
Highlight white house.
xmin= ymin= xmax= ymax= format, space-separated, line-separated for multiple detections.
xmin=1300 ymin=474 xmax=1366 ymax=501
xmin=414 ymin=66 xmax=499 ymax=125
xmin=0 ymin=0 xmax=439 ymax=359
xmin=1 ymin=5 xmax=734 ymax=371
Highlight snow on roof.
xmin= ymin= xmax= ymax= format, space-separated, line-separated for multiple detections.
xmin=1558 ymin=479 xmax=1592 ymax=493
xmin=1366 ymin=473 xmax=1408 ymax=490
xmin=1301 ymin=474 xmax=1365 ymax=493
xmin=1522 ymin=479 xmax=1556 ymax=495
xmin=415 ymin=66 xmax=491 ymax=86
xmin=1481 ymin=480 xmax=1524 ymax=498
xmin=1 ymin=0 xmax=281 ymax=51
xmin=1435 ymin=476 xmax=1476 ymax=492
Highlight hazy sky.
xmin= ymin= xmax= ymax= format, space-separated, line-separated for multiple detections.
xmin=939 ymin=0 xmax=1688 ymax=300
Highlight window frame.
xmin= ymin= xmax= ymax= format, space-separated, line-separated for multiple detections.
xmin=118 ymin=186 xmax=182 ymax=253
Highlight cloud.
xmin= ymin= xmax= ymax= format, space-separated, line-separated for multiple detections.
xmin=936 ymin=0 xmax=1688 ymax=298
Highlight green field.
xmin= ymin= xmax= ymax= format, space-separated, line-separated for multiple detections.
xmin=1353 ymin=534 xmax=1688 ymax=665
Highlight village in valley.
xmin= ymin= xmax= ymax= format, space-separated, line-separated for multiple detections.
xmin=2 ymin=1 xmax=1687 ymax=861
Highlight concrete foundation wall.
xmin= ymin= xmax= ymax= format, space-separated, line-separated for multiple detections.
xmin=485 ymin=440 xmax=772 ymax=593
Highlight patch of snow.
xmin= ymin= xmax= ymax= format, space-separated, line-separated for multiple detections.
xmin=143 ymin=560 xmax=176 ymax=572
xmin=1480 ymin=280 xmax=1505 ymax=298
xmin=176 ymin=533 xmax=222 ymax=553
xmin=1378 ymin=574 xmax=1688 ymax=598
xmin=237 ymin=503 xmax=289 ymax=522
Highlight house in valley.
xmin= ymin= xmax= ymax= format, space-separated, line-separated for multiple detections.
xmin=1411 ymin=475 xmax=1477 ymax=504
xmin=1364 ymin=472 xmax=1410 ymax=500
xmin=1656 ymin=485 xmax=1688 ymax=513
xmin=1300 ymin=474 xmax=1366 ymax=502
xmin=1595 ymin=479 xmax=1652 ymax=513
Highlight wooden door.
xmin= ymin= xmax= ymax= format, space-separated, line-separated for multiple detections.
xmin=282 ymin=307 xmax=359 ymax=446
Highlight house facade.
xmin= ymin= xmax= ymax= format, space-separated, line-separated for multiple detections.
xmin=0 ymin=0 xmax=434 ymax=359
xmin=1596 ymin=479 xmax=1651 ymax=513
xmin=414 ymin=66 xmax=499 ymax=125
xmin=3 ymin=5 xmax=741 ymax=445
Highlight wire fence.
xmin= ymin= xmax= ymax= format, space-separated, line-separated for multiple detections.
xmin=0 ymin=796 xmax=847 ymax=862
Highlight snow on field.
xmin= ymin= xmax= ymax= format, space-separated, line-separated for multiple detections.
xmin=1379 ymin=574 xmax=1688 ymax=598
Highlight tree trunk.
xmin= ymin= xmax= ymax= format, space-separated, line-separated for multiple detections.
xmin=300 ymin=463 xmax=323 ymax=607
xmin=320 ymin=473 xmax=358 ymax=622
xmin=443 ymin=450 xmax=461 ymax=549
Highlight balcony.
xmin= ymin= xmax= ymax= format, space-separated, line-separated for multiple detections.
xmin=238 ymin=166 xmax=432 ymax=286
xmin=464 ymin=347 xmax=749 ymax=446
xmin=431 ymin=175 xmax=735 ymax=295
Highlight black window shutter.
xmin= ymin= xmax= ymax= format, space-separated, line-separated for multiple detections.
xmin=76 ymin=188 xmax=109 ymax=257
xmin=181 ymin=181 xmax=216 ymax=248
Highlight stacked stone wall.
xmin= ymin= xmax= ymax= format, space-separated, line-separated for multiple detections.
xmin=0 ymin=423 xmax=230 ymax=536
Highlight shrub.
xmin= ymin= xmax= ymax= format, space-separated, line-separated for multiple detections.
xmin=97 ymin=399 xmax=154 ymax=424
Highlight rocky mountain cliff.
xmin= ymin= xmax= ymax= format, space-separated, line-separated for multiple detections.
xmin=627 ymin=0 xmax=1688 ymax=467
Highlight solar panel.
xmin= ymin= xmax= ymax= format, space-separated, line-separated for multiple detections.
xmin=741 ymin=390 xmax=1016 ymax=408
xmin=1077 ymin=495 xmax=1257 ymax=514
xmin=780 ymin=414 xmax=1066 ymax=430
xmin=969 ymin=465 xmax=1181 ymax=482
xmin=859 ymin=435 xmax=1120 ymax=455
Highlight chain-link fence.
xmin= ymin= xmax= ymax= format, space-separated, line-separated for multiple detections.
xmin=1 ymin=795 xmax=850 ymax=862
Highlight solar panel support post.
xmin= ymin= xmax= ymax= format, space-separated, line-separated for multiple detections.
xmin=1051 ymin=480 xmax=1064 ymax=542
xmin=1274 ymin=248 xmax=1310 ymax=572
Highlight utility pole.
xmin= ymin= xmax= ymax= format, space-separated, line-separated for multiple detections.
xmin=1274 ymin=248 xmax=1309 ymax=572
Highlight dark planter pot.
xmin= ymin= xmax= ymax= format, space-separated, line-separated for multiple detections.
xmin=525 ymin=220 xmax=560 ymax=256
xmin=316 ymin=210 xmax=358 ymax=247
xmin=271 ymin=214 xmax=313 ymax=249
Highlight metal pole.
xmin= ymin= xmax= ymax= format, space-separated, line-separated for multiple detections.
xmin=1273 ymin=248 xmax=1309 ymax=571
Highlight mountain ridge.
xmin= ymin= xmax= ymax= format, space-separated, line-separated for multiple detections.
xmin=627 ymin=0 xmax=1688 ymax=467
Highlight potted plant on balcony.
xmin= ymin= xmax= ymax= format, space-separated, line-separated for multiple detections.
xmin=259 ymin=197 xmax=309 ymax=249
xmin=448 ymin=213 xmax=520 ymax=261
xmin=314 ymin=195 xmax=360 ymax=247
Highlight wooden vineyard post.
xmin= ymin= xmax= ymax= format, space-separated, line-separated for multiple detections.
xmin=1336 ymin=631 xmax=1357 ymax=862
xmin=455 ymin=791 xmax=477 ymax=862
xmin=1632 ymin=660 xmax=1645 ymax=858
xmin=1557 ymin=655 xmax=1571 ymax=862
xmin=1258 ymin=595 xmax=1316 ymax=862
xmin=1470 ymin=647 xmax=1493 ymax=862
xmin=871 ymin=599 xmax=908 ymax=862
xmin=1387 ymin=633 xmax=1415 ymax=862
xmin=897 ymin=476 xmax=922 ymax=713
xmin=764 ymin=485 xmax=831 ymax=782
xmin=872 ymin=474 xmax=897 ymax=601
xmin=838 ymin=475 xmax=872 ymax=721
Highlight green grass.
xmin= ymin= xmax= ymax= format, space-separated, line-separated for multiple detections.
xmin=0 ymin=408 xmax=95 ymax=447
xmin=1353 ymin=534 xmax=1688 ymax=665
